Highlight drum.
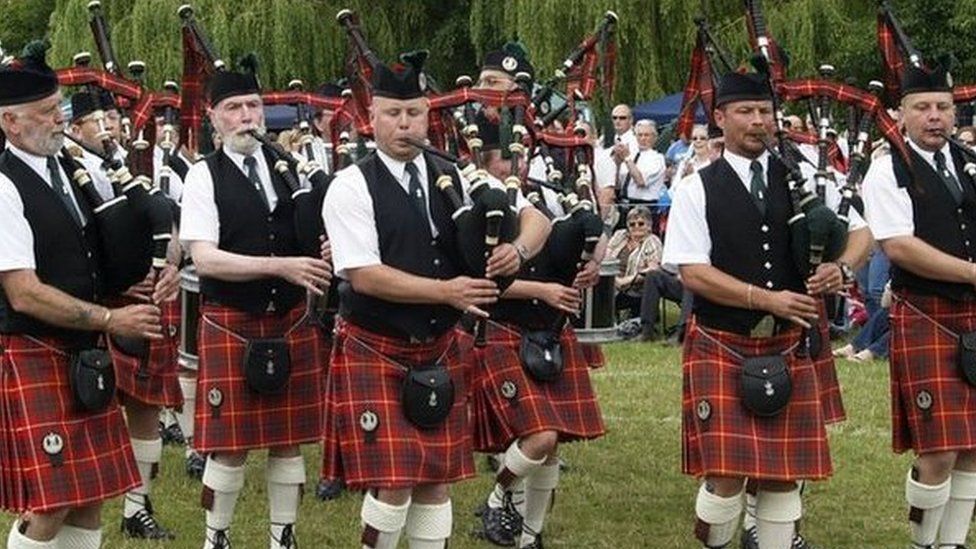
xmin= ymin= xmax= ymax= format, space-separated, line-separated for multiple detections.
xmin=572 ymin=259 xmax=621 ymax=343
xmin=178 ymin=265 xmax=200 ymax=370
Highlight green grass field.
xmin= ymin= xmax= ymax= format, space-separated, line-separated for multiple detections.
xmin=0 ymin=342 xmax=921 ymax=548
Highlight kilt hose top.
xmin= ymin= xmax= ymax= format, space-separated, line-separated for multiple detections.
xmin=105 ymin=295 xmax=183 ymax=408
xmin=321 ymin=319 xmax=475 ymax=491
xmin=890 ymin=291 xmax=976 ymax=454
xmin=681 ymin=317 xmax=833 ymax=482
xmin=0 ymin=334 xmax=139 ymax=512
xmin=470 ymin=320 xmax=605 ymax=454
xmin=813 ymin=301 xmax=846 ymax=425
xmin=581 ymin=342 xmax=606 ymax=369
xmin=193 ymin=303 xmax=324 ymax=453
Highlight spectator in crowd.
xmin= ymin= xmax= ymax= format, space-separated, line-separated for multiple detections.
xmin=673 ymin=124 xmax=712 ymax=185
xmin=958 ymin=125 xmax=976 ymax=148
xmin=606 ymin=103 xmax=637 ymax=152
xmin=834 ymin=248 xmax=891 ymax=361
xmin=613 ymin=119 xmax=667 ymax=204
xmin=606 ymin=207 xmax=667 ymax=338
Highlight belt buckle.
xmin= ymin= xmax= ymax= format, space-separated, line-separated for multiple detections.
xmin=750 ymin=315 xmax=776 ymax=338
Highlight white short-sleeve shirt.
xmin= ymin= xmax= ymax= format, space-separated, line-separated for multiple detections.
xmin=618 ymin=148 xmax=666 ymax=201
xmin=180 ymin=145 xmax=278 ymax=246
xmin=662 ymin=149 xmax=867 ymax=267
xmin=0 ymin=143 xmax=88 ymax=272
xmin=863 ymin=140 xmax=958 ymax=241
xmin=324 ymin=150 xmax=528 ymax=279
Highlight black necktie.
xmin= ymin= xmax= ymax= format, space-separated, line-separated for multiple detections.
xmin=621 ymin=151 xmax=641 ymax=199
xmin=405 ymin=162 xmax=431 ymax=235
xmin=48 ymin=157 xmax=84 ymax=226
xmin=749 ymin=160 xmax=766 ymax=217
xmin=934 ymin=150 xmax=963 ymax=205
xmin=243 ymin=155 xmax=271 ymax=210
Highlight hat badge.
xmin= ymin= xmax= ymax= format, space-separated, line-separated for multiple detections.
xmin=502 ymin=56 xmax=518 ymax=72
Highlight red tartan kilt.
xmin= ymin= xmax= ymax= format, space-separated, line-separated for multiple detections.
xmin=813 ymin=302 xmax=845 ymax=424
xmin=890 ymin=292 xmax=976 ymax=454
xmin=194 ymin=304 xmax=325 ymax=453
xmin=105 ymin=297 xmax=182 ymax=407
xmin=321 ymin=320 xmax=474 ymax=490
xmin=470 ymin=322 xmax=605 ymax=453
xmin=681 ymin=318 xmax=832 ymax=481
xmin=0 ymin=335 xmax=140 ymax=512
xmin=581 ymin=343 xmax=606 ymax=369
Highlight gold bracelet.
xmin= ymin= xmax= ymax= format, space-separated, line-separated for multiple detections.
xmin=746 ymin=285 xmax=755 ymax=310
xmin=102 ymin=308 xmax=112 ymax=330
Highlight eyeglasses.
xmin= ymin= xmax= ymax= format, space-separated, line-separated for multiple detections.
xmin=627 ymin=220 xmax=647 ymax=228
xmin=691 ymin=136 xmax=708 ymax=141
xmin=612 ymin=116 xmax=629 ymax=120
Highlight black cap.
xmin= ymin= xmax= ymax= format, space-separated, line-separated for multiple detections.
xmin=316 ymin=80 xmax=345 ymax=98
xmin=714 ymin=72 xmax=771 ymax=108
xmin=901 ymin=62 xmax=953 ymax=98
xmin=371 ymin=55 xmax=425 ymax=101
xmin=70 ymin=90 xmax=102 ymax=122
xmin=207 ymin=53 xmax=261 ymax=106
xmin=0 ymin=41 xmax=59 ymax=107
xmin=482 ymin=42 xmax=534 ymax=80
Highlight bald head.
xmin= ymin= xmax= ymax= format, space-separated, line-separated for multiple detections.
xmin=611 ymin=104 xmax=632 ymax=135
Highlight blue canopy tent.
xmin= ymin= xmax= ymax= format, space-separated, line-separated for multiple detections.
xmin=631 ymin=92 xmax=707 ymax=127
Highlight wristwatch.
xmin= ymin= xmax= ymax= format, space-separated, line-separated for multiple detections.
xmin=514 ymin=243 xmax=530 ymax=264
xmin=836 ymin=261 xmax=855 ymax=285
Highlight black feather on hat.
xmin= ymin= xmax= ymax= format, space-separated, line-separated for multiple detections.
xmin=0 ymin=40 xmax=59 ymax=107
xmin=207 ymin=53 xmax=261 ymax=107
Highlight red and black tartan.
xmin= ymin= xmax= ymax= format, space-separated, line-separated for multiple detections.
xmin=813 ymin=302 xmax=846 ymax=425
xmin=105 ymin=296 xmax=182 ymax=407
xmin=682 ymin=318 xmax=832 ymax=481
xmin=194 ymin=304 xmax=324 ymax=453
xmin=890 ymin=292 xmax=976 ymax=454
xmin=321 ymin=320 xmax=475 ymax=490
xmin=0 ymin=335 xmax=139 ymax=513
xmin=470 ymin=321 xmax=604 ymax=453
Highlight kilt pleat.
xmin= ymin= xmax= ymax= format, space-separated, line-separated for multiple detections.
xmin=321 ymin=320 xmax=474 ymax=490
xmin=813 ymin=302 xmax=845 ymax=425
xmin=470 ymin=321 xmax=604 ymax=453
xmin=890 ymin=292 xmax=976 ymax=454
xmin=194 ymin=304 xmax=324 ymax=453
xmin=0 ymin=335 xmax=139 ymax=512
xmin=681 ymin=318 xmax=832 ymax=481
xmin=105 ymin=296 xmax=182 ymax=407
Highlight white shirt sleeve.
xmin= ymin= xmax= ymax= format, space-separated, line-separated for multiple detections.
xmin=661 ymin=173 xmax=711 ymax=265
xmin=862 ymin=155 xmax=914 ymax=240
xmin=0 ymin=174 xmax=36 ymax=272
xmin=593 ymin=148 xmax=617 ymax=190
xmin=323 ymin=166 xmax=381 ymax=278
xmin=179 ymin=161 xmax=219 ymax=245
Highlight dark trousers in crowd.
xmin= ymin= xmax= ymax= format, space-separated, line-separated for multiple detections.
xmin=617 ymin=270 xmax=690 ymax=339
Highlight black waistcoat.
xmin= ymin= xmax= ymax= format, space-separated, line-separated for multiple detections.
xmin=694 ymin=156 xmax=805 ymax=334
xmin=338 ymin=151 xmax=465 ymax=341
xmin=199 ymin=147 xmax=304 ymax=314
xmin=0 ymin=150 xmax=101 ymax=347
xmin=891 ymin=145 xmax=976 ymax=300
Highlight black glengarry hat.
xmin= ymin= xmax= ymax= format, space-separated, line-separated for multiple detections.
xmin=901 ymin=60 xmax=953 ymax=98
xmin=714 ymin=72 xmax=772 ymax=108
xmin=0 ymin=40 xmax=59 ymax=107
xmin=482 ymin=41 xmax=534 ymax=80
xmin=207 ymin=53 xmax=261 ymax=106
xmin=371 ymin=52 xmax=426 ymax=100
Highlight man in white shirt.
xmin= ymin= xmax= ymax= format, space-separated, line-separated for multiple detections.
xmin=180 ymin=67 xmax=331 ymax=549
xmin=322 ymin=55 xmax=549 ymax=549
xmin=662 ymin=71 xmax=871 ymax=549
xmin=0 ymin=41 xmax=166 ymax=549
xmin=615 ymin=119 xmax=667 ymax=203
xmin=862 ymin=61 xmax=976 ymax=549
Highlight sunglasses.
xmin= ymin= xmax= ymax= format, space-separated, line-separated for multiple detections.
xmin=691 ymin=136 xmax=708 ymax=141
xmin=628 ymin=220 xmax=647 ymax=227
xmin=612 ymin=116 xmax=629 ymax=120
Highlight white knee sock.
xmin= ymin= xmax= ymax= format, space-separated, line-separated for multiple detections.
xmin=742 ymin=488 xmax=757 ymax=532
xmin=125 ymin=437 xmax=162 ymax=518
xmin=179 ymin=375 xmax=197 ymax=455
xmin=56 ymin=525 xmax=102 ymax=549
xmin=520 ymin=463 xmax=559 ymax=547
xmin=405 ymin=500 xmax=452 ymax=549
xmin=202 ymin=457 xmax=246 ymax=548
xmin=755 ymin=489 xmax=801 ymax=549
xmin=906 ymin=471 xmax=951 ymax=548
xmin=694 ymin=483 xmax=744 ymax=548
xmin=488 ymin=441 xmax=546 ymax=509
xmin=6 ymin=522 xmax=57 ymax=549
xmin=939 ymin=470 xmax=976 ymax=546
xmin=361 ymin=492 xmax=410 ymax=549
xmin=267 ymin=456 xmax=305 ymax=548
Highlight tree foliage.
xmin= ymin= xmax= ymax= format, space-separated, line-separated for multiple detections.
xmin=3 ymin=0 xmax=973 ymax=106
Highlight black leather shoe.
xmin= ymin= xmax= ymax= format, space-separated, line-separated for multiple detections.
xmin=206 ymin=528 xmax=231 ymax=549
xmin=520 ymin=532 xmax=544 ymax=549
xmin=271 ymin=523 xmax=298 ymax=548
xmin=185 ymin=451 xmax=206 ymax=480
xmin=740 ymin=526 xmax=758 ymax=549
xmin=159 ymin=421 xmax=185 ymax=446
xmin=315 ymin=478 xmax=345 ymax=501
xmin=478 ymin=494 xmax=522 ymax=547
xmin=121 ymin=508 xmax=175 ymax=540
